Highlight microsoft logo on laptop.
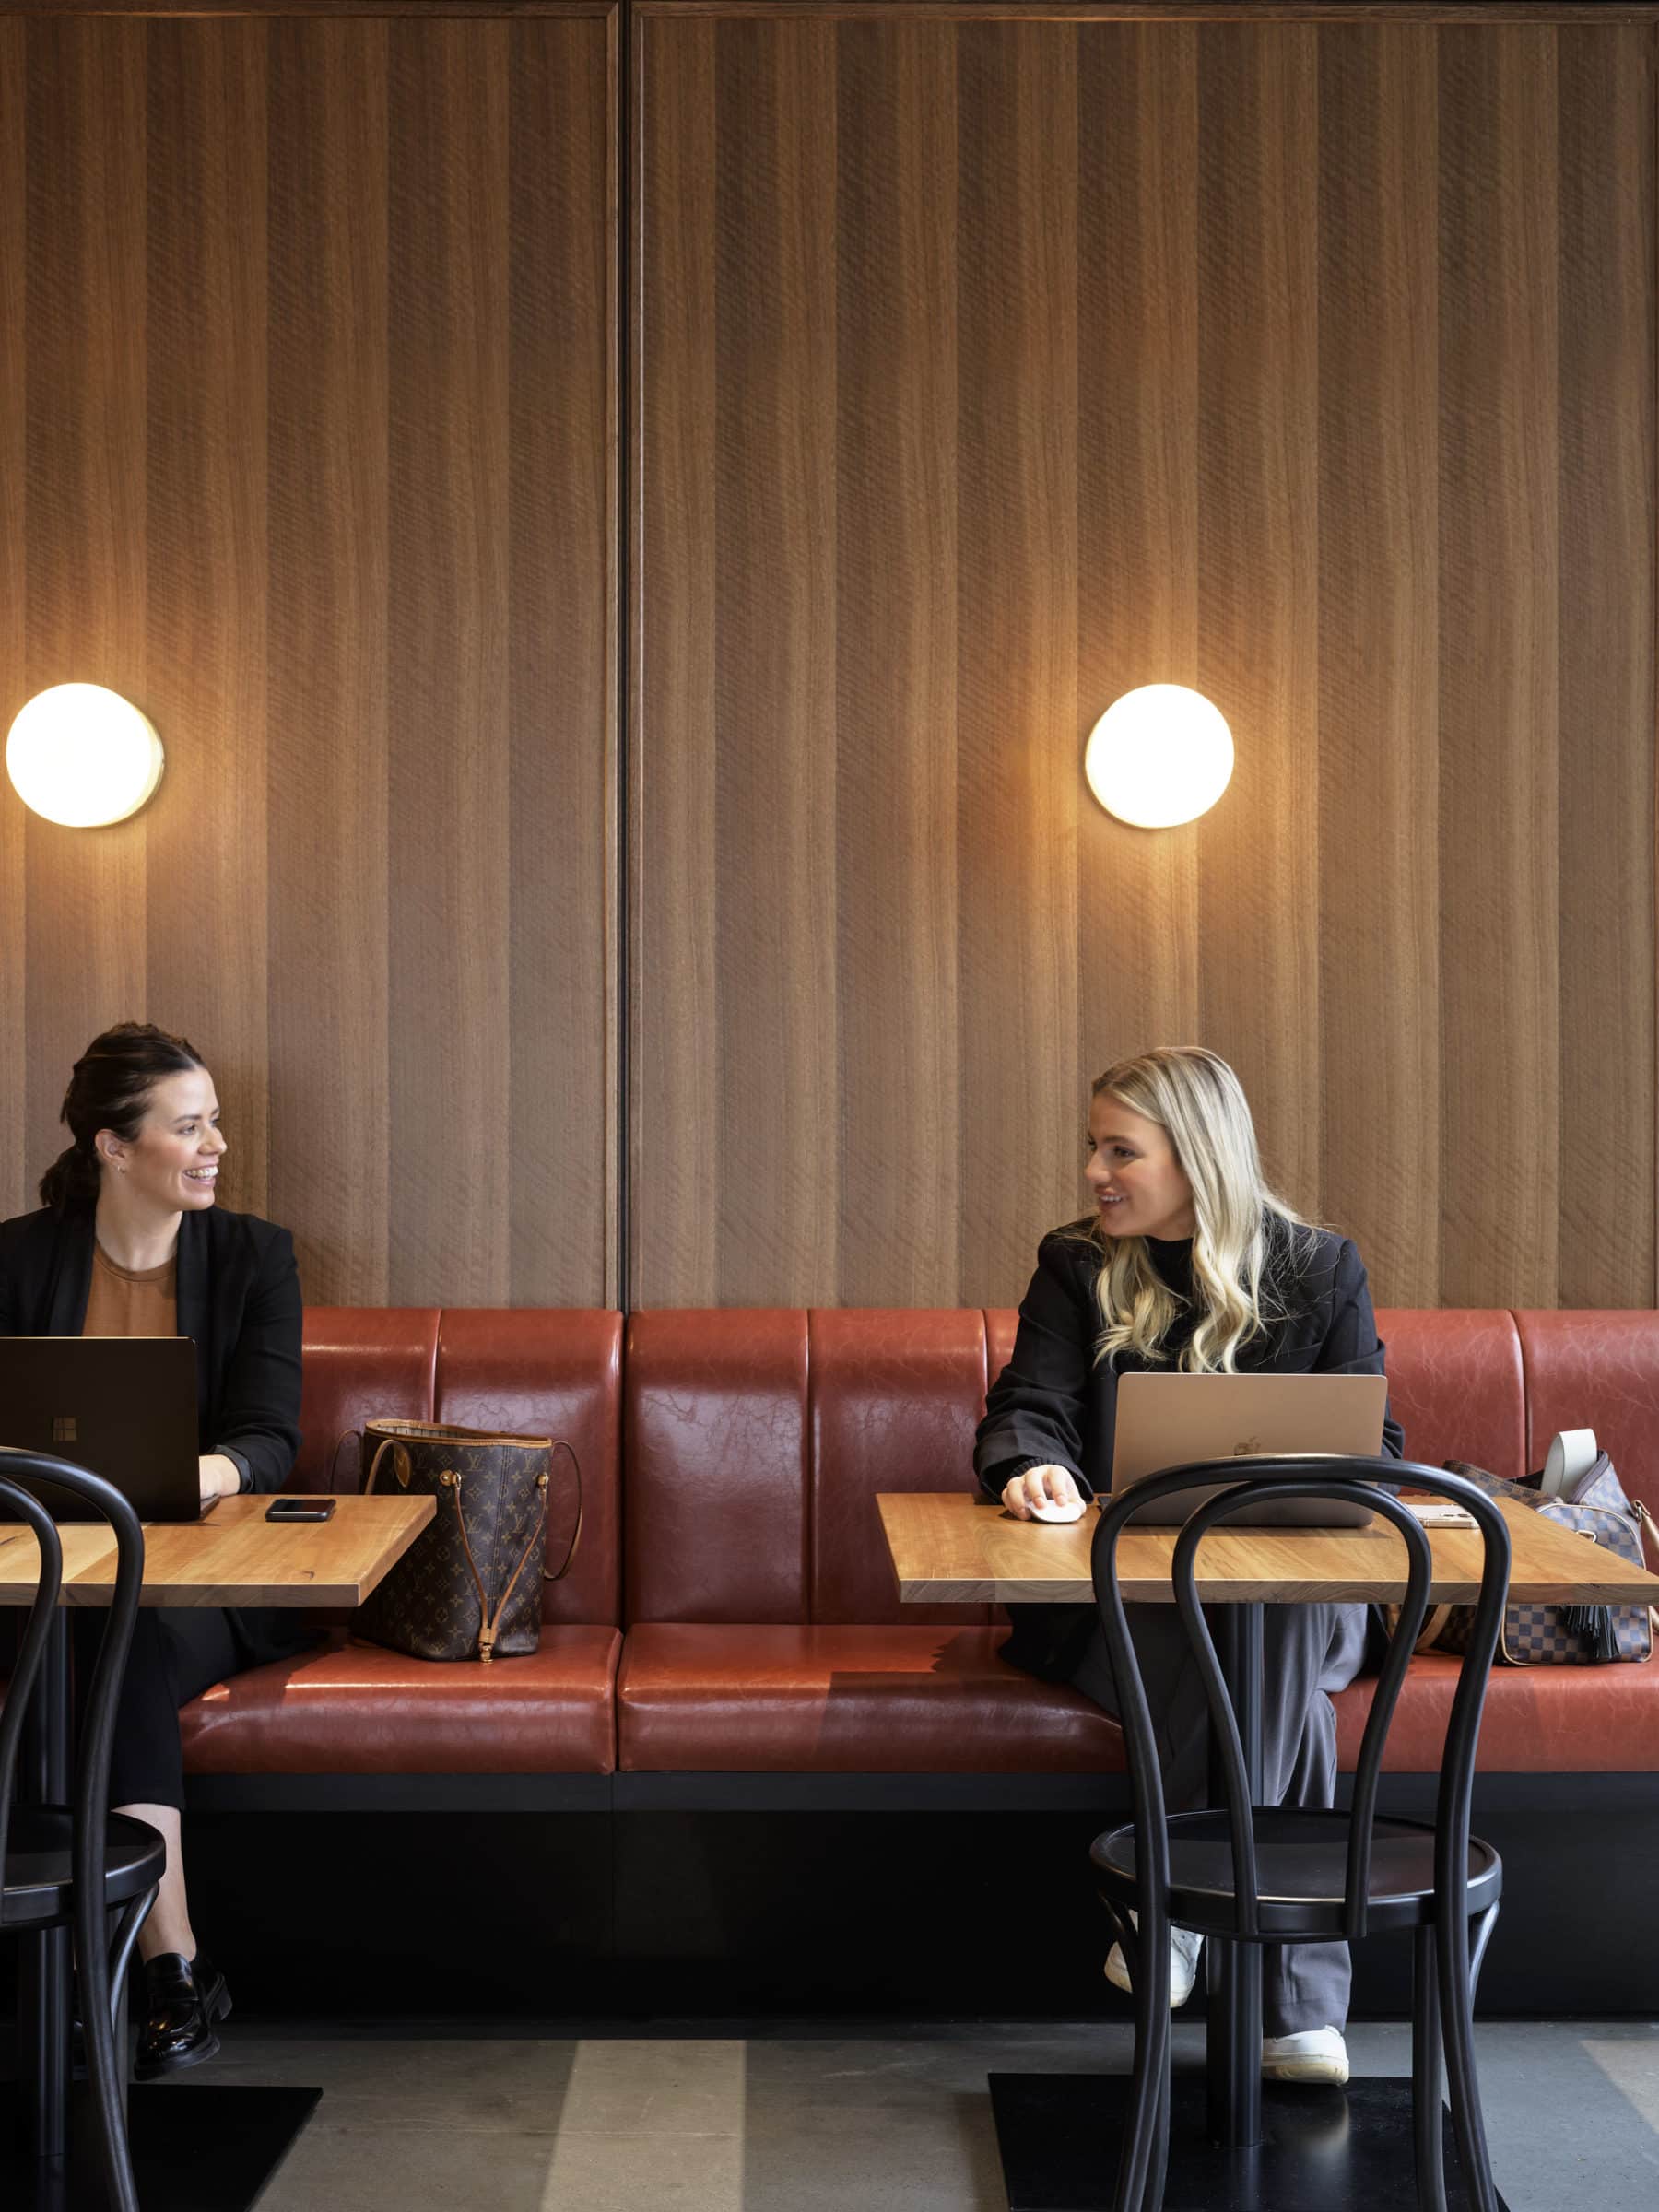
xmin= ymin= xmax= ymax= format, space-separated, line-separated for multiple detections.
xmin=52 ymin=1415 xmax=77 ymax=1443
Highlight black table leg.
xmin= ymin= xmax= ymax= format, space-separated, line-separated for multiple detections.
xmin=1206 ymin=1602 xmax=1264 ymax=2148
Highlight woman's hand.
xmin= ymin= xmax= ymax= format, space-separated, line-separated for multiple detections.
xmin=198 ymin=1453 xmax=241 ymax=1504
xmin=1001 ymin=1465 xmax=1082 ymax=1519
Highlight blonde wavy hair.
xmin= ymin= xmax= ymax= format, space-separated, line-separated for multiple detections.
xmin=1067 ymin=1046 xmax=1312 ymax=1374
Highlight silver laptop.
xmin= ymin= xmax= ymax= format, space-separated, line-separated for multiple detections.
xmin=0 ymin=1336 xmax=207 ymax=1522
xmin=1111 ymin=1371 xmax=1389 ymax=1527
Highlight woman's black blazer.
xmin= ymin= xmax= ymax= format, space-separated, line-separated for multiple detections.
xmin=0 ymin=1204 xmax=302 ymax=1494
xmin=973 ymin=1218 xmax=1404 ymax=1682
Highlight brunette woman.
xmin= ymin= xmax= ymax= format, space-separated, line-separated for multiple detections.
xmin=974 ymin=1045 xmax=1403 ymax=2088
xmin=0 ymin=1023 xmax=305 ymax=2077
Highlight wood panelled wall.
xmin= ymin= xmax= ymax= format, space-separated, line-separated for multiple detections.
xmin=633 ymin=13 xmax=1657 ymax=1313
xmin=3 ymin=10 xmax=1654 ymax=1319
xmin=0 ymin=11 xmax=615 ymax=1306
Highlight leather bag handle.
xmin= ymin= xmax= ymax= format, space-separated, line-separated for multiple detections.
xmin=544 ymin=1438 xmax=583 ymax=1583
xmin=360 ymin=1435 xmax=410 ymax=1496
xmin=328 ymin=1430 xmax=361 ymax=1497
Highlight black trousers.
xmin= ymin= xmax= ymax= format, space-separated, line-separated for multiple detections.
xmin=72 ymin=1606 xmax=314 ymax=1811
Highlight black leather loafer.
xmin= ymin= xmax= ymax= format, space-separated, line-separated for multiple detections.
xmin=133 ymin=1950 xmax=232 ymax=2080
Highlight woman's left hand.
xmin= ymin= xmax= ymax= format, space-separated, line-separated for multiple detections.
xmin=197 ymin=1453 xmax=241 ymax=1503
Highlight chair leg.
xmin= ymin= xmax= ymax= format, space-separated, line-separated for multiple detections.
xmin=1113 ymin=1901 xmax=1171 ymax=2212
xmin=1411 ymin=1924 xmax=1448 ymax=2212
xmin=1437 ymin=1904 xmax=1501 ymax=2212
xmin=107 ymin=1888 xmax=156 ymax=2098
xmin=76 ymin=1892 xmax=148 ymax=2212
xmin=1469 ymin=1901 xmax=1500 ymax=2005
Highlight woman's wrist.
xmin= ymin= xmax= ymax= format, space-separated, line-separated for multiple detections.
xmin=198 ymin=1453 xmax=242 ymax=1500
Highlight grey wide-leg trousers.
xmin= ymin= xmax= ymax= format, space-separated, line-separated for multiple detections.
xmin=1068 ymin=1601 xmax=1370 ymax=2036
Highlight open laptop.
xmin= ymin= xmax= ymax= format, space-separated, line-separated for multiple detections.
xmin=1111 ymin=1371 xmax=1389 ymax=1527
xmin=0 ymin=1337 xmax=208 ymax=1522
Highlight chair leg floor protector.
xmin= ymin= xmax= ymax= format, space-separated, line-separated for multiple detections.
xmin=988 ymin=2072 xmax=1511 ymax=2212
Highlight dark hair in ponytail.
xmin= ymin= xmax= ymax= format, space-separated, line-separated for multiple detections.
xmin=39 ymin=1022 xmax=208 ymax=1213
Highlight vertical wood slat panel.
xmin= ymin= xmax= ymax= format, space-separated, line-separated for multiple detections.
xmin=833 ymin=19 xmax=958 ymax=1308
xmin=1076 ymin=23 xmax=1201 ymax=1081
xmin=1316 ymin=25 xmax=1441 ymax=1306
xmin=1555 ymin=26 xmax=1655 ymax=1307
xmin=265 ymin=18 xmax=391 ymax=1305
xmin=1438 ymin=27 xmax=1560 ymax=1306
xmin=633 ymin=14 xmax=718 ymax=1305
xmin=712 ymin=20 xmax=839 ymax=1305
xmin=0 ymin=20 xmax=24 ymax=1218
xmin=145 ymin=16 xmax=270 ymax=1219
xmin=956 ymin=23 xmax=1080 ymax=1308
xmin=6 ymin=16 xmax=613 ymax=1307
xmin=386 ymin=20 xmax=512 ymax=1305
xmin=508 ymin=20 xmax=611 ymax=1306
xmin=1195 ymin=24 xmax=1322 ymax=1217
xmin=633 ymin=14 xmax=1656 ymax=1314
xmin=23 ymin=19 xmax=149 ymax=1162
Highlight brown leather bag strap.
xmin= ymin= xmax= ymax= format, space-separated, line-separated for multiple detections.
xmin=443 ymin=1469 xmax=535 ymax=1665
xmin=328 ymin=1430 xmax=361 ymax=1497
xmin=441 ymin=1472 xmax=495 ymax=1656
xmin=361 ymin=1436 xmax=406 ymax=1497
xmin=544 ymin=1438 xmax=583 ymax=1583
xmin=473 ymin=1476 xmax=554 ymax=1663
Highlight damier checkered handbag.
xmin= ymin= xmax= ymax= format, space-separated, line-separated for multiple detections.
xmin=1409 ymin=1454 xmax=1657 ymax=1667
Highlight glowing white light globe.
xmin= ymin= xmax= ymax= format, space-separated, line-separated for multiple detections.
xmin=1084 ymin=684 xmax=1233 ymax=829
xmin=6 ymin=685 xmax=165 ymax=828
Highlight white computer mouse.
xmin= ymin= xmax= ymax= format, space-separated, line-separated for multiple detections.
xmin=1026 ymin=1497 xmax=1087 ymax=1525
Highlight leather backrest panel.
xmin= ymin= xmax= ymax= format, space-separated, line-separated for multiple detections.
xmin=625 ymin=1310 xmax=808 ymax=1623
xmin=295 ymin=1310 xmax=439 ymax=1492
xmin=1375 ymin=1309 xmax=1526 ymax=1480
xmin=435 ymin=1309 xmax=622 ymax=1626
xmin=985 ymin=1310 xmax=1019 ymax=1391
xmin=808 ymin=1310 xmax=991 ymax=1626
xmin=1515 ymin=1309 xmax=1659 ymax=1519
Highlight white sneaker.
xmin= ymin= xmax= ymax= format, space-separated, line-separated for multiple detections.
xmin=1103 ymin=1912 xmax=1204 ymax=2008
xmin=1261 ymin=2027 xmax=1350 ymax=2085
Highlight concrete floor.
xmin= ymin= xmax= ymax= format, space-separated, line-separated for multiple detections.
xmin=160 ymin=2017 xmax=1659 ymax=2212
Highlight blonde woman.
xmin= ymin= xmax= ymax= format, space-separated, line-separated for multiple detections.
xmin=973 ymin=1045 xmax=1403 ymax=2089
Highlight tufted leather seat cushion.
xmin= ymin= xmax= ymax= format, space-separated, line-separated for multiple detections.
xmin=617 ymin=1624 xmax=1125 ymax=1773
xmin=182 ymin=1629 xmax=621 ymax=1775
xmin=1334 ymin=1649 xmax=1659 ymax=1773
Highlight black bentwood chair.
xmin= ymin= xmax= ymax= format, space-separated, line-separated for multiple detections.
xmin=1 ymin=1449 xmax=166 ymax=2212
xmin=1088 ymin=1456 xmax=1510 ymax=2212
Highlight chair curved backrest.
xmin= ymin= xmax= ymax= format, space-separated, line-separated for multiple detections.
xmin=0 ymin=1474 xmax=65 ymax=1922
xmin=1089 ymin=1454 xmax=1512 ymax=1943
xmin=0 ymin=1448 xmax=147 ymax=1913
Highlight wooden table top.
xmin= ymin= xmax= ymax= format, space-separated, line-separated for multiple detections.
xmin=0 ymin=1494 xmax=434 ymax=1610
xmin=877 ymin=1491 xmax=1659 ymax=1608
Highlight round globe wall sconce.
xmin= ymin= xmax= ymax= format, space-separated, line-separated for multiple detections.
xmin=5 ymin=684 xmax=165 ymax=827
xmin=1084 ymin=684 xmax=1233 ymax=829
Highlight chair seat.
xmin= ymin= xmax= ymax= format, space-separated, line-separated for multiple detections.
xmin=2 ymin=1806 xmax=165 ymax=1930
xmin=1090 ymin=1807 xmax=1503 ymax=1940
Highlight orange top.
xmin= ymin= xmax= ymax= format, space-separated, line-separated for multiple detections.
xmin=82 ymin=1241 xmax=179 ymax=1340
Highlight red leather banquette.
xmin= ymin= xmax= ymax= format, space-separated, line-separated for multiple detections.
xmin=179 ymin=1306 xmax=1659 ymax=1783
